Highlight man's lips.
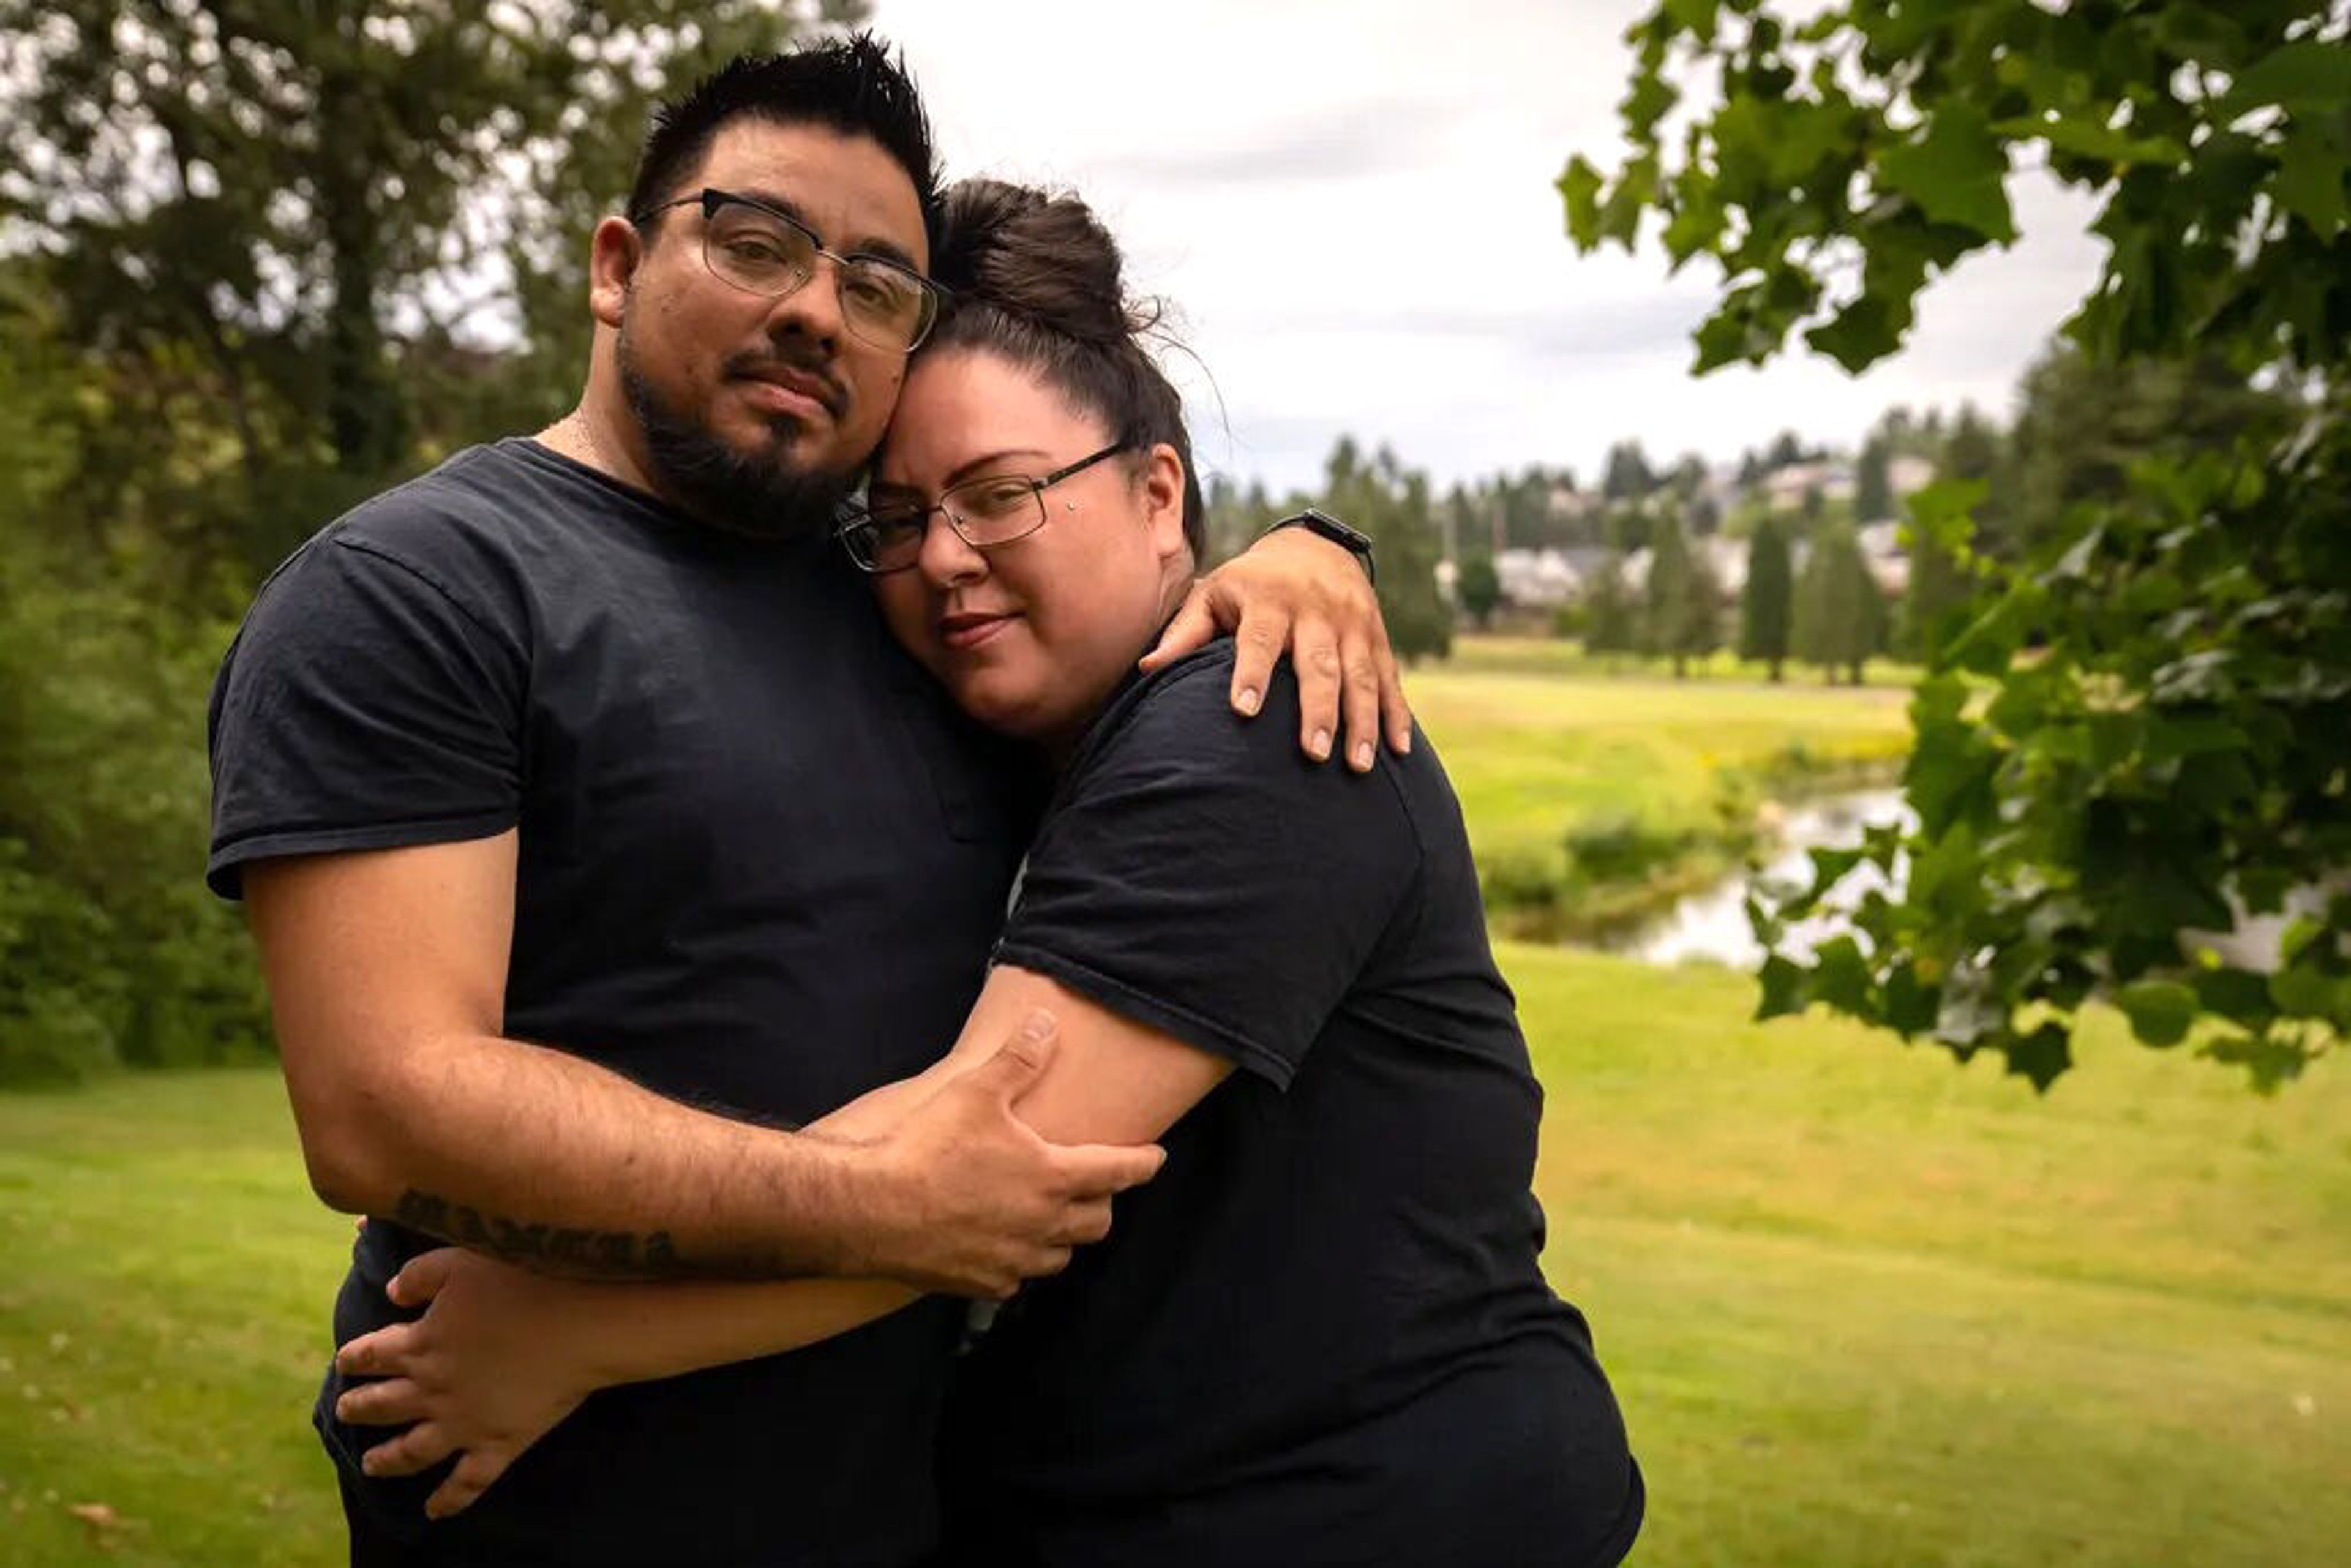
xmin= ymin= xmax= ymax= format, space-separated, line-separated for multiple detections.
xmin=939 ymin=610 xmax=1019 ymax=651
xmin=730 ymin=363 xmax=844 ymax=421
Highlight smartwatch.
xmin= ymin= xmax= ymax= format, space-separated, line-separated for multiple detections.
xmin=1267 ymin=506 xmax=1377 ymax=585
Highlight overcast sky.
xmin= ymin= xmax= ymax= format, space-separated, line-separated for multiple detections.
xmin=870 ymin=0 xmax=2106 ymax=497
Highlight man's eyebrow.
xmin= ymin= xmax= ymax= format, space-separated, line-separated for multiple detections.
xmin=732 ymin=186 xmax=924 ymax=274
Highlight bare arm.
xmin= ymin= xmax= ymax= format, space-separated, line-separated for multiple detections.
xmin=247 ymin=835 xmax=1162 ymax=1293
xmin=332 ymin=962 xmax=1226 ymax=1517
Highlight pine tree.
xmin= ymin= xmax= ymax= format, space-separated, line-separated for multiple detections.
xmin=1792 ymin=522 xmax=1884 ymax=685
xmin=1739 ymin=514 xmax=1794 ymax=681
xmin=1642 ymin=516 xmax=1720 ymax=678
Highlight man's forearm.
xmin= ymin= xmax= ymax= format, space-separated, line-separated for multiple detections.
xmin=302 ymin=1028 xmax=876 ymax=1279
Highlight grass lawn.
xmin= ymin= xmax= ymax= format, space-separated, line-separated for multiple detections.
xmin=4 ymin=956 xmax=2345 ymax=1565
xmin=1415 ymin=635 xmax=1914 ymax=869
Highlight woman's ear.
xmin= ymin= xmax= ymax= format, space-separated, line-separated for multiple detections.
xmin=588 ymin=217 xmax=643 ymax=331
xmin=1139 ymin=443 xmax=1188 ymax=561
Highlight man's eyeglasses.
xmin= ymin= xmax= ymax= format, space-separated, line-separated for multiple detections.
xmin=838 ymin=442 xmax=1131 ymax=574
xmin=632 ymin=187 xmax=944 ymax=354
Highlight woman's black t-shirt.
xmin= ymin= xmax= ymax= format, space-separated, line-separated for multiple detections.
xmin=937 ymin=643 xmax=1643 ymax=1568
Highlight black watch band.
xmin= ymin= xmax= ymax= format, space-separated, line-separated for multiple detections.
xmin=1266 ymin=507 xmax=1376 ymax=585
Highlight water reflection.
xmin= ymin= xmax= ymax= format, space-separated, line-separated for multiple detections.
xmin=1613 ymin=789 xmax=1913 ymax=967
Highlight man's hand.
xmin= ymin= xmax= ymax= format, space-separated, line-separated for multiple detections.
xmin=1142 ymin=522 xmax=1412 ymax=773
xmin=844 ymin=1012 xmax=1165 ymax=1299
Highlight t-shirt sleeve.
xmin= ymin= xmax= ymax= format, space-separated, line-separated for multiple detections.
xmin=993 ymin=659 xmax=1425 ymax=1089
xmin=206 ymin=534 xmax=527 ymax=899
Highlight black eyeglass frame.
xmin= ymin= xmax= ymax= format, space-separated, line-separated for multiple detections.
xmin=630 ymin=186 xmax=947 ymax=353
xmin=838 ymin=441 xmax=1134 ymax=575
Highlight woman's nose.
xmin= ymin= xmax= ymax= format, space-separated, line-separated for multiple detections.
xmin=915 ymin=510 xmax=989 ymax=586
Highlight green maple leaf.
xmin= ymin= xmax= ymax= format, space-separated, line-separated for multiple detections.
xmin=1876 ymin=103 xmax=2017 ymax=244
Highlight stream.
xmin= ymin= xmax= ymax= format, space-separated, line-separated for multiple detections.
xmin=1604 ymin=789 xmax=1913 ymax=967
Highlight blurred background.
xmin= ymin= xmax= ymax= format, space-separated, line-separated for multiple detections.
xmin=1 ymin=1 xmax=2344 ymax=1562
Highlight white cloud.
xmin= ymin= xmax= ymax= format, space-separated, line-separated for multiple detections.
xmin=872 ymin=0 xmax=2104 ymax=494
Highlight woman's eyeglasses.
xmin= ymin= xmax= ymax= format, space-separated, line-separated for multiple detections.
xmin=838 ymin=443 xmax=1131 ymax=574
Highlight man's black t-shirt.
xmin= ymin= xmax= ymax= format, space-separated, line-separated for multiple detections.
xmin=208 ymin=439 xmax=1030 ymax=1567
xmin=937 ymin=645 xmax=1643 ymax=1568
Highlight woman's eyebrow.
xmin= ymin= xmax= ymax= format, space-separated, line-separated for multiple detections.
xmin=942 ymin=449 xmax=1051 ymax=486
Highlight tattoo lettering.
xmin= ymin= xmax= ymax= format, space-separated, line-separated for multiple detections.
xmin=391 ymin=1189 xmax=681 ymax=1275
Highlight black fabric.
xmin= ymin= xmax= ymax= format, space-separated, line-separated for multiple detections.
xmin=937 ymin=644 xmax=1642 ymax=1568
xmin=210 ymin=440 xmax=1033 ymax=1567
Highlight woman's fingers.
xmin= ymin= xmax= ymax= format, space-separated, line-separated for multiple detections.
xmin=424 ymin=1448 xmax=514 ymax=1521
xmin=336 ymin=1376 xmax=427 ymax=1428
xmin=336 ymin=1322 xmax=422 ymax=1379
xmin=387 ymin=1247 xmax=461 ymax=1308
xmin=360 ymin=1420 xmax=456 ymax=1479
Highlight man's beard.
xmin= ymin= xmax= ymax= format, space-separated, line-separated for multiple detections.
xmin=616 ymin=324 xmax=853 ymax=542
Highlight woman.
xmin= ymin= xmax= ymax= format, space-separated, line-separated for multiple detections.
xmin=334 ymin=179 xmax=1643 ymax=1566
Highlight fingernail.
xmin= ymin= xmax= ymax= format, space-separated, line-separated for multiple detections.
xmin=1021 ymin=1010 xmax=1054 ymax=1040
xmin=1311 ymin=728 xmax=1332 ymax=759
xmin=1353 ymin=741 xmax=1374 ymax=770
xmin=1238 ymin=686 xmax=1262 ymax=716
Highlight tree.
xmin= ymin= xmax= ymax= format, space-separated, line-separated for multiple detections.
xmin=0 ymin=0 xmax=836 ymax=579
xmin=1791 ymin=521 xmax=1882 ymax=686
xmin=1601 ymin=440 xmax=1659 ymax=501
xmin=1854 ymin=437 xmax=1894 ymax=522
xmin=1993 ymin=347 xmax=2288 ymax=560
xmin=1581 ymin=557 xmax=1638 ymax=662
xmin=1739 ymin=514 xmax=1794 ymax=681
xmin=1563 ymin=0 xmax=2351 ymax=1087
xmin=1457 ymin=552 xmax=1503 ymax=629
xmin=1642 ymin=515 xmax=1721 ymax=678
xmin=1321 ymin=440 xmax=1451 ymax=665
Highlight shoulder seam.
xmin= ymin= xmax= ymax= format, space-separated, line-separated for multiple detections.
xmin=328 ymin=534 xmax=519 ymax=655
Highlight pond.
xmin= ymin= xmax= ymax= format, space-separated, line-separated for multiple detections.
xmin=1602 ymin=789 xmax=1913 ymax=967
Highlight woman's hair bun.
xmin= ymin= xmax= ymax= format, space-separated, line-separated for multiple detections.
xmin=934 ymin=178 xmax=1160 ymax=344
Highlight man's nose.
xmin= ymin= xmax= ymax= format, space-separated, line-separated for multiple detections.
xmin=763 ymin=258 xmax=849 ymax=351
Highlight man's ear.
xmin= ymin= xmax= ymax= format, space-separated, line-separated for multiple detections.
xmin=1140 ymin=443 xmax=1188 ymax=561
xmin=588 ymin=217 xmax=643 ymax=331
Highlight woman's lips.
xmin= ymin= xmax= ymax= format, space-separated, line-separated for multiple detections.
xmin=939 ymin=612 xmax=1018 ymax=651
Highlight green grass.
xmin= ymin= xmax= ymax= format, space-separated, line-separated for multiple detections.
xmin=4 ymin=964 xmax=2344 ymax=1565
xmin=1416 ymin=635 xmax=1914 ymax=870
xmin=1520 ymin=948 xmax=2350 ymax=1566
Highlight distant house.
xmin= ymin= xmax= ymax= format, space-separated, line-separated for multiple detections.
xmin=1888 ymin=454 xmax=1937 ymax=500
xmin=1762 ymin=460 xmax=1855 ymax=512
xmin=1494 ymin=547 xmax=1586 ymax=607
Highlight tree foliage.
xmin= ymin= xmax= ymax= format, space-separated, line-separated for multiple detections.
xmin=1641 ymin=514 xmax=1722 ymax=677
xmin=1564 ymin=0 xmax=2351 ymax=1087
xmin=1456 ymin=552 xmax=1503 ymax=628
xmin=1791 ymin=520 xmax=1883 ymax=685
xmin=1739 ymin=512 xmax=1794 ymax=680
xmin=1324 ymin=438 xmax=1452 ymax=666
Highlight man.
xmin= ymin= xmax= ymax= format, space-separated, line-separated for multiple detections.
xmin=208 ymin=34 xmax=1406 ymax=1568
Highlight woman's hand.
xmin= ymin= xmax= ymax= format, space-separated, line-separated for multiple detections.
xmin=333 ymin=1248 xmax=610 ymax=1520
xmin=1142 ymin=520 xmax=1412 ymax=773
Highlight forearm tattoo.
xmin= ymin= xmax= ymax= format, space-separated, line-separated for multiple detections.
xmin=392 ymin=1189 xmax=681 ymax=1275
